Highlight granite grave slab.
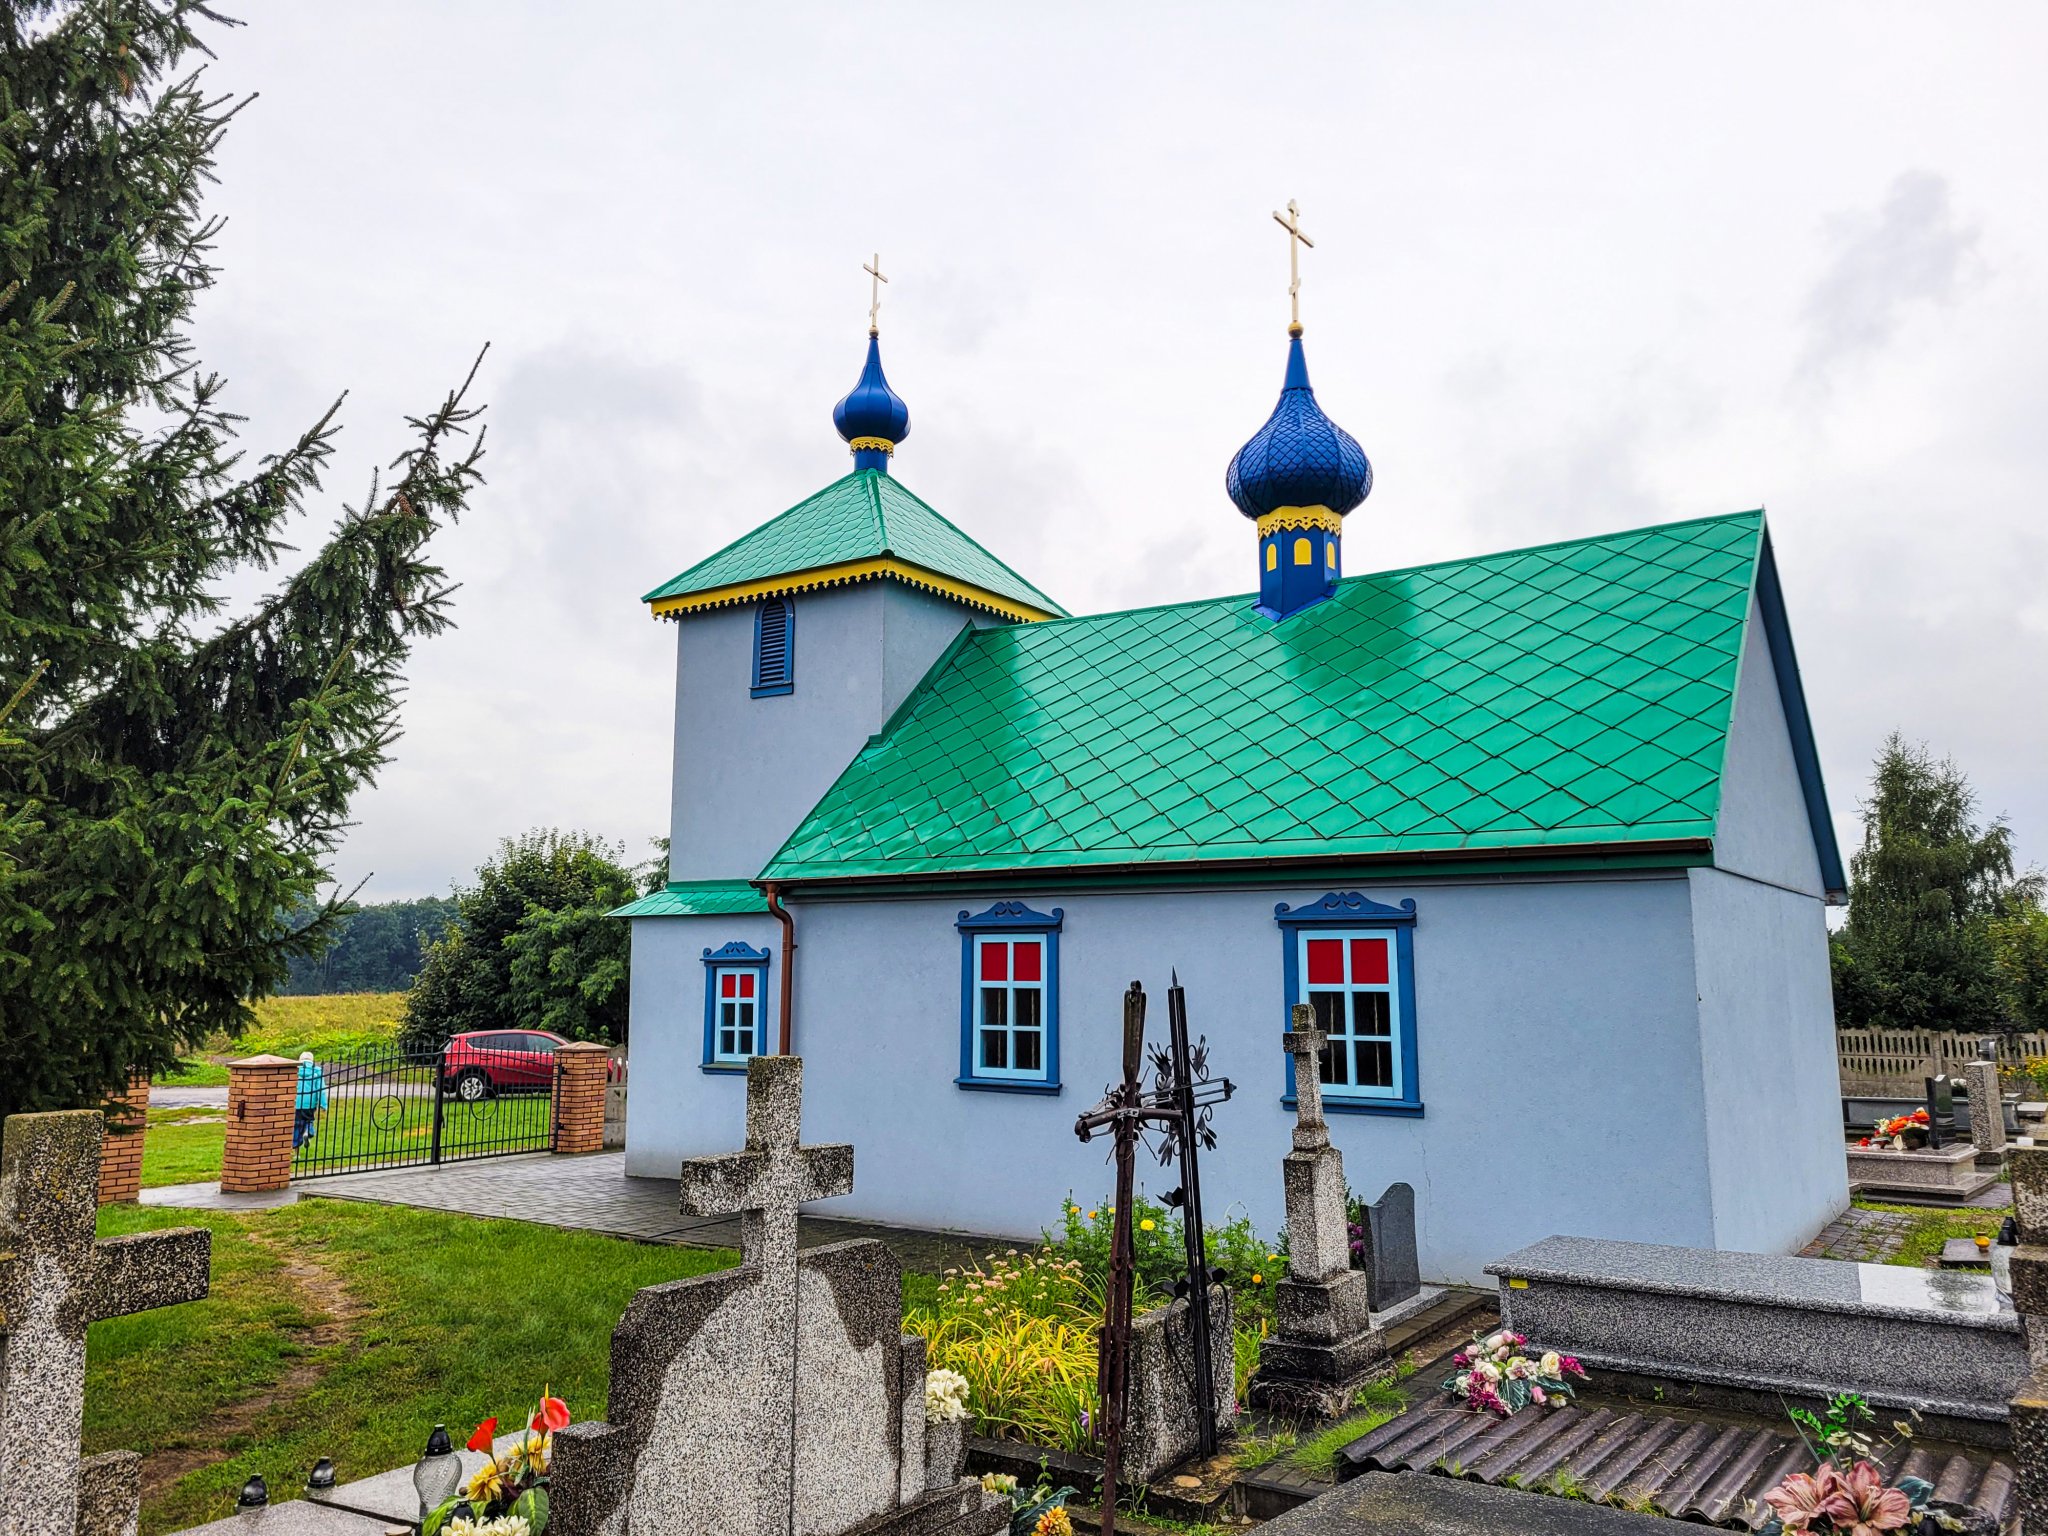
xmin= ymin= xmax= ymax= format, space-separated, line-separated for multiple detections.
xmin=1364 ymin=1182 xmax=1420 ymax=1311
xmin=1253 ymin=1470 xmax=1692 ymax=1533
xmin=1846 ymin=1141 xmax=2002 ymax=1201
xmin=0 ymin=1110 xmax=211 ymax=1536
xmin=1491 ymin=1235 xmax=2027 ymax=1422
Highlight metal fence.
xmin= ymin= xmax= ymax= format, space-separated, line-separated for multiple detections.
xmin=290 ymin=1041 xmax=558 ymax=1179
xmin=1837 ymin=1027 xmax=2048 ymax=1091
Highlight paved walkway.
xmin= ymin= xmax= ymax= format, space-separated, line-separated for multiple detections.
xmin=150 ymin=1085 xmax=228 ymax=1110
xmin=1800 ymin=1205 xmax=1926 ymax=1261
xmin=143 ymin=1151 xmax=1025 ymax=1273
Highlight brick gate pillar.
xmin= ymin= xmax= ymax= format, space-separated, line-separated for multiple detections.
xmin=96 ymin=1073 xmax=152 ymax=1204
xmin=552 ymin=1043 xmax=610 ymax=1156
xmin=223 ymin=1054 xmax=298 ymax=1193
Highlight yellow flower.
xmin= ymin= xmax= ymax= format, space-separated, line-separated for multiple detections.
xmin=1252 ymin=1273 xmax=1264 ymax=1285
xmin=1267 ymin=1253 xmax=1279 ymax=1262
xmin=463 ymin=1458 xmax=505 ymax=1504
xmin=1087 ymin=1210 xmax=1098 ymax=1220
xmin=1035 ymin=1508 xmax=1074 ymax=1536
xmin=1139 ymin=1219 xmax=1156 ymax=1232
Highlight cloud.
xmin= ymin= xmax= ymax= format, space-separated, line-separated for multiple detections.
xmin=1797 ymin=171 xmax=1981 ymax=391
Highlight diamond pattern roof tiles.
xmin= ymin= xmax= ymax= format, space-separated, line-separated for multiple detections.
xmin=643 ymin=470 xmax=1064 ymax=618
xmin=763 ymin=512 xmax=1774 ymax=882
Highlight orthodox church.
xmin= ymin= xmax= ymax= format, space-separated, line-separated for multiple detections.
xmin=613 ymin=232 xmax=1849 ymax=1284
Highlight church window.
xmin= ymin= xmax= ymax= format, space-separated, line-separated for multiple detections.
xmin=1275 ymin=893 xmax=1421 ymax=1115
xmin=701 ymin=941 xmax=773 ymax=1070
xmin=1326 ymin=540 xmax=1337 ymax=569
xmin=955 ymin=902 xmax=1063 ymax=1093
xmin=1266 ymin=542 xmax=1278 ymax=572
xmin=1293 ymin=536 xmax=1312 ymax=566
xmin=752 ymin=597 xmax=794 ymax=697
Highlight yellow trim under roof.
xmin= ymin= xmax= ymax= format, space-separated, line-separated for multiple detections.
xmin=646 ymin=557 xmax=1060 ymax=624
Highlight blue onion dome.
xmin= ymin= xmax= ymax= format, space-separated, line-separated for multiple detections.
xmin=832 ymin=332 xmax=910 ymax=460
xmin=1225 ymin=333 xmax=1371 ymax=519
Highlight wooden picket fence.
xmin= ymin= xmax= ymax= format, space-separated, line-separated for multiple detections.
xmin=1838 ymin=1027 xmax=2048 ymax=1091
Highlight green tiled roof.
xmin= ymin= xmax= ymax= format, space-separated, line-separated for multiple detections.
xmin=643 ymin=470 xmax=1065 ymax=618
xmin=609 ymin=880 xmax=770 ymax=919
xmin=763 ymin=511 xmax=1775 ymax=882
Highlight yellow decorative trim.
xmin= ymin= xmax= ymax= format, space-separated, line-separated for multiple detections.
xmin=847 ymin=436 xmax=895 ymax=454
xmin=647 ymin=557 xmax=1057 ymax=624
xmin=1256 ymin=506 xmax=1343 ymax=537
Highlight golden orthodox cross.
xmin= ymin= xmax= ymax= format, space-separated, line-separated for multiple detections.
xmin=864 ymin=253 xmax=888 ymax=335
xmin=1271 ymin=199 xmax=1314 ymax=334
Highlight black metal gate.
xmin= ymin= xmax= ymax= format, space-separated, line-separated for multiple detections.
xmin=289 ymin=1041 xmax=559 ymax=1179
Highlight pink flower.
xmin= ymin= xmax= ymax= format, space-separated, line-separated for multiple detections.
xmin=1764 ymin=1471 xmax=1834 ymax=1532
xmin=1834 ymin=1462 xmax=1912 ymax=1534
xmin=1530 ymin=1386 xmax=1546 ymax=1405
xmin=1558 ymin=1355 xmax=1586 ymax=1378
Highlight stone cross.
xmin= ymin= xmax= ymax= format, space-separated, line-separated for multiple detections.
xmin=675 ymin=1057 xmax=852 ymax=1530
xmin=1283 ymin=1003 xmax=1330 ymax=1153
xmin=1 ymin=1111 xmax=210 ymax=1536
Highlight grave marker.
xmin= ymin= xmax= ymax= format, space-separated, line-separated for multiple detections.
xmin=1364 ymin=1181 xmax=1421 ymax=1311
xmin=0 ymin=1110 xmax=210 ymax=1536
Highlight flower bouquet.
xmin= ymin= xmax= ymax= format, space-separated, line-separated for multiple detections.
xmin=1859 ymin=1109 xmax=1931 ymax=1151
xmin=979 ymin=1472 xmax=1077 ymax=1536
xmin=1758 ymin=1463 xmax=1933 ymax=1534
xmin=422 ymin=1390 xmax=571 ymax=1536
xmin=1440 ymin=1328 xmax=1585 ymax=1415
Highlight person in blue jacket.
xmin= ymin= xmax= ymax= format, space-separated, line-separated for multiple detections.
xmin=294 ymin=1050 xmax=328 ymax=1148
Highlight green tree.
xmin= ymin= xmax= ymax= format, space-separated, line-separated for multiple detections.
xmin=1990 ymin=908 xmax=2048 ymax=1031
xmin=401 ymin=831 xmax=637 ymax=1049
xmin=1830 ymin=734 xmax=2043 ymax=1031
xmin=0 ymin=1 xmax=486 ymax=1117
xmin=279 ymin=895 xmax=459 ymax=995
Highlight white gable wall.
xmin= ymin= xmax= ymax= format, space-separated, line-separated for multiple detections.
xmin=1692 ymin=598 xmax=1846 ymax=1251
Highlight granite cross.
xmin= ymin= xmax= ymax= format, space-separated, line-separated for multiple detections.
xmin=1 ymin=1110 xmax=211 ymax=1536
xmin=675 ymin=1057 xmax=852 ymax=1532
xmin=1283 ymin=1003 xmax=1331 ymax=1152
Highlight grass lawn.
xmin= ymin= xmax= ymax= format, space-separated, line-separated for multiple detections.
xmin=157 ymin=993 xmax=407 ymax=1087
xmin=1853 ymin=1197 xmax=2013 ymax=1266
xmin=141 ymin=1109 xmax=225 ymax=1187
xmin=89 ymin=1199 xmax=739 ymax=1534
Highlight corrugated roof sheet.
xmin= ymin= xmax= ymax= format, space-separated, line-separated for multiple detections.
xmin=762 ymin=511 xmax=1768 ymax=882
xmin=608 ymin=880 xmax=769 ymax=919
xmin=1339 ymin=1403 xmax=2016 ymax=1531
xmin=642 ymin=470 xmax=1065 ymax=618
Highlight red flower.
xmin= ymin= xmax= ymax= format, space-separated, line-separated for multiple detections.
xmin=467 ymin=1418 xmax=498 ymax=1452
xmin=531 ymin=1394 xmax=571 ymax=1434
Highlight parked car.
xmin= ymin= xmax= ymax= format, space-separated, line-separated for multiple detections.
xmin=440 ymin=1029 xmax=571 ymax=1100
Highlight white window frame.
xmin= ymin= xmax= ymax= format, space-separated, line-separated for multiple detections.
xmin=1297 ymin=928 xmax=1404 ymax=1102
xmin=971 ymin=934 xmax=1049 ymax=1082
xmin=709 ymin=964 xmax=762 ymax=1064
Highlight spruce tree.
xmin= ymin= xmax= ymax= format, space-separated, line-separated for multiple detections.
xmin=0 ymin=1 xmax=487 ymax=1115
xmin=1830 ymin=734 xmax=2043 ymax=1031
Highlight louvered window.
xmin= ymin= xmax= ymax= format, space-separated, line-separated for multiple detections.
xmin=751 ymin=598 xmax=794 ymax=697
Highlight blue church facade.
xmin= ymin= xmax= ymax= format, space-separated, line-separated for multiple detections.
xmin=614 ymin=306 xmax=1849 ymax=1285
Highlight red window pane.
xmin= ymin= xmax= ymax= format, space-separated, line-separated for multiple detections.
xmin=1014 ymin=941 xmax=1042 ymax=982
xmin=720 ymin=973 xmax=736 ymax=998
xmin=1306 ymin=938 xmax=1343 ymax=985
xmin=738 ymin=973 xmax=755 ymax=998
xmin=980 ymin=942 xmax=1008 ymax=982
xmin=1351 ymin=938 xmax=1389 ymax=985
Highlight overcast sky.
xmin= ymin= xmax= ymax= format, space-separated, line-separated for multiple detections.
xmin=189 ymin=2 xmax=2048 ymax=899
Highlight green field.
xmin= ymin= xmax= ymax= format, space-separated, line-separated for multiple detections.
xmin=157 ymin=994 xmax=408 ymax=1086
xmin=88 ymin=1200 xmax=736 ymax=1533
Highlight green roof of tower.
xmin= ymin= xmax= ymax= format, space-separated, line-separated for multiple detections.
xmin=643 ymin=470 xmax=1064 ymax=623
xmin=762 ymin=510 xmax=1842 ymax=889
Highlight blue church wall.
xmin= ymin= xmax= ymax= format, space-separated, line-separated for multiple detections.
xmin=1689 ymin=866 xmax=1847 ymax=1252
xmin=626 ymin=873 xmax=1758 ymax=1285
xmin=1712 ymin=596 xmax=1828 ymax=898
xmin=667 ymin=582 xmax=999 ymax=883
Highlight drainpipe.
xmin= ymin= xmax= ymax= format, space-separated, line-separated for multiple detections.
xmin=763 ymin=882 xmax=796 ymax=1055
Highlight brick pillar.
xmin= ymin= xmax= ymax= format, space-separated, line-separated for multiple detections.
xmin=96 ymin=1074 xmax=151 ymax=1204
xmin=223 ymin=1054 xmax=299 ymax=1193
xmin=552 ymin=1043 xmax=610 ymax=1156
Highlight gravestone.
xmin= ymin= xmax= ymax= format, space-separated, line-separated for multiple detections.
xmin=1965 ymin=1056 xmax=2007 ymax=1161
xmin=1248 ymin=1007 xmax=1394 ymax=1418
xmin=1927 ymin=1073 xmax=1958 ymax=1148
xmin=1123 ymin=1285 xmax=1236 ymax=1483
xmin=548 ymin=1056 xmax=1002 ymax=1536
xmin=1363 ymin=1182 xmax=1421 ymax=1311
xmin=2003 ymin=1147 xmax=2048 ymax=1526
xmin=1 ymin=1110 xmax=211 ymax=1536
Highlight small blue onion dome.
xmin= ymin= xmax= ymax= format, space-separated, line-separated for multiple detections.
xmin=832 ymin=332 xmax=910 ymax=453
xmin=1225 ymin=334 xmax=1371 ymax=519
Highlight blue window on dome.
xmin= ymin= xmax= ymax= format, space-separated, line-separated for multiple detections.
xmin=956 ymin=902 xmax=1063 ymax=1094
xmin=752 ymin=598 xmax=794 ymax=697
xmin=701 ymin=941 xmax=772 ymax=1070
xmin=1276 ymin=893 xmax=1421 ymax=1116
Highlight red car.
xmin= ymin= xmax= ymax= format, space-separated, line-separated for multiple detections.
xmin=440 ymin=1029 xmax=570 ymax=1100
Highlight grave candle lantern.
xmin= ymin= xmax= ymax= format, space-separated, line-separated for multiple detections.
xmin=413 ymin=1424 xmax=462 ymax=1518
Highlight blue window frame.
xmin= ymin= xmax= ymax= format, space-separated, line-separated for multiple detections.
xmin=1276 ymin=893 xmax=1420 ymax=1116
xmin=752 ymin=597 xmax=794 ymax=697
xmin=701 ymin=941 xmax=772 ymax=1071
xmin=956 ymin=902 xmax=1063 ymax=1094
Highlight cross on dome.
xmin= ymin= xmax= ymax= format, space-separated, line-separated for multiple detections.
xmin=1272 ymin=199 xmax=1314 ymax=336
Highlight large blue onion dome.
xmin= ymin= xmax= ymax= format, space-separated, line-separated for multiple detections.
xmin=833 ymin=332 xmax=910 ymax=471
xmin=1225 ymin=334 xmax=1372 ymax=519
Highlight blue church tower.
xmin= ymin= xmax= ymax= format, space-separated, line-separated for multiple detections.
xmin=1227 ymin=203 xmax=1372 ymax=620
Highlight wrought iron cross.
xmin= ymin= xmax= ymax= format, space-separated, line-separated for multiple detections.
xmin=864 ymin=253 xmax=888 ymax=335
xmin=1271 ymin=199 xmax=1314 ymax=333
